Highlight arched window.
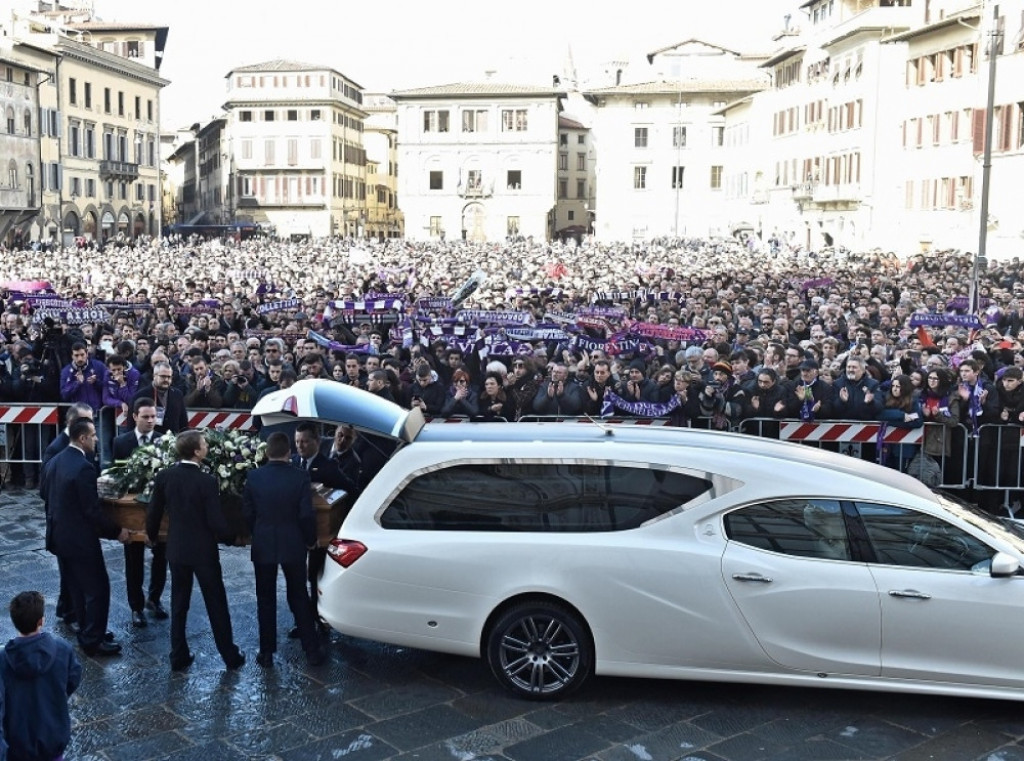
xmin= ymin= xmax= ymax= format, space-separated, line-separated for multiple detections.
xmin=5 ymin=106 xmax=14 ymax=134
xmin=26 ymin=163 xmax=34 ymax=204
xmin=23 ymin=109 xmax=31 ymax=136
xmin=8 ymin=159 xmax=18 ymax=189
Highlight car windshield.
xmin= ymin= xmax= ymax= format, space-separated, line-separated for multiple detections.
xmin=936 ymin=492 xmax=1024 ymax=555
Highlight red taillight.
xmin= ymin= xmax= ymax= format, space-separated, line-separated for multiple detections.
xmin=327 ymin=539 xmax=367 ymax=568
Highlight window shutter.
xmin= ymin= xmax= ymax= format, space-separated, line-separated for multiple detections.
xmin=972 ymin=108 xmax=986 ymax=154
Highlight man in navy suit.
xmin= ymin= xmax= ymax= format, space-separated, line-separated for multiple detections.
xmin=112 ymin=397 xmax=169 ymax=627
xmin=147 ymin=430 xmax=245 ymax=671
xmin=40 ymin=402 xmax=94 ymax=627
xmin=41 ymin=419 xmax=130 ymax=657
xmin=244 ymin=432 xmax=325 ymax=667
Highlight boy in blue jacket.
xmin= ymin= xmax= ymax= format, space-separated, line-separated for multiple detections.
xmin=0 ymin=592 xmax=81 ymax=761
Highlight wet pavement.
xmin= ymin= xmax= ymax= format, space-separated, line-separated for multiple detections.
xmin=1 ymin=486 xmax=1024 ymax=761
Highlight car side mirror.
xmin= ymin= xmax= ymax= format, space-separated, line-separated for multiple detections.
xmin=990 ymin=551 xmax=1020 ymax=578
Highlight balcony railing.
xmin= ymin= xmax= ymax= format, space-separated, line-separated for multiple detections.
xmin=458 ymin=182 xmax=492 ymax=199
xmin=99 ymin=160 xmax=139 ymax=180
xmin=791 ymin=182 xmax=815 ymax=201
xmin=813 ymin=183 xmax=861 ymax=204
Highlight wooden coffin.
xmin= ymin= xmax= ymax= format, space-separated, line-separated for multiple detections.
xmin=104 ymin=485 xmax=350 ymax=547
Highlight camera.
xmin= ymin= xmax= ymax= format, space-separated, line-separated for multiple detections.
xmin=20 ymin=358 xmax=43 ymax=382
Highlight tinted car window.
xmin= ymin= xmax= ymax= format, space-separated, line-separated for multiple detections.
xmin=381 ymin=462 xmax=712 ymax=532
xmin=724 ymin=499 xmax=850 ymax=560
xmin=855 ymin=502 xmax=993 ymax=570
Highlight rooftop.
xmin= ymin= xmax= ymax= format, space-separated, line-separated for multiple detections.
xmin=232 ymin=59 xmax=330 ymax=73
xmin=586 ymin=79 xmax=768 ymax=96
xmin=390 ymin=82 xmax=564 ymax=99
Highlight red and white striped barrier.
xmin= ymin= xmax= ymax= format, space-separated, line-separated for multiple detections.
xmin=187 ymin=410 xmax=254 ymax=430
xmin=0 ymin=405 xmax=62 ymax=425
xmin=778 ymin=421 xmax=923 ymax=444
xmin=114 ymin=408 xmax=254 ymax=430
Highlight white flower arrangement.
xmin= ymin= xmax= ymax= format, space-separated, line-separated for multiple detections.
xmin=101 ymin=428 xmax=267 ymax=498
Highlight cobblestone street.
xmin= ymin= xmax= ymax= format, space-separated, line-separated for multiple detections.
xmin=1 ymin=486 xmax=1024 ymax=761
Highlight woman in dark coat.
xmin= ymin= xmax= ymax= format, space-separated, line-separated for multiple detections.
xmin=478 ymin=372 xmax=515 ymax=421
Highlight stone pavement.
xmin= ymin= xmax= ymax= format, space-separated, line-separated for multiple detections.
xmin=1 ymin=485 xmax=1023 ymax=761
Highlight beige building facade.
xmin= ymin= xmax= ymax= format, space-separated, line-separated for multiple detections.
xmin=554 ymin=115 xmax=596 ymax=238
xmin=0 ymin=51 xmax=50 ymax=247
xmin=224 ymin=60 xmax=368 ymax=239
xmin=363 ymin=93 xmax=402 ymax=240
xmin=2 ymin=3 xmax=168 ymax=245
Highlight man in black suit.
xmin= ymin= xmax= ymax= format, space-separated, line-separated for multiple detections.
xmin=243 ymin=432 xmax=325 ymax=667
xmin=41 ymin=419 xmax=130 ymax=657
xmin=146 ymin=430 xmax=245 ymax=671
xmin=112 ymin=397 xmax=169 ymax=627
xmin=133 ymin=361 xmax=188 ymax=435
xmin=292 ymin=420 xmax=355 ymax=635
xmin=41 ymin=402 xmax=94 ymax=466
xmin=292 ymin=421 xmax=353 ymax=491
xmin=40 ymin=402 xmax=94 ymax=626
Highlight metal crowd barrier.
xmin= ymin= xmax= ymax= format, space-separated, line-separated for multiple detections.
xmin=972 ymin=424 xmax=1024 ymax=510
xmin=735 ymin=418 xmax=971 ymax=489
xmin=0 ymin=403 xmax=992 ymax=494
xmin=0 ymin=403 xmax=71 ymax=484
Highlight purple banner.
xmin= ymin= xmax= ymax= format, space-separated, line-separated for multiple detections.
xmin=600 ymin=391 xmax=681 ymax=418
xmin=630 ymin=322 xmax=710 ymax=343
xmin=801 ymin=277 xmax=834 ymax=292
xmin=909 ymin=313 xmax=984 ymax=329
xmin=257 ymin=298 xmax=303 ymax=315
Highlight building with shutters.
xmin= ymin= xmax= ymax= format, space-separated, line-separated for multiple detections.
xmin=223 ymin=60 xmax=367 ymax=239
xmin=1 ymin=1 xmax=168 ymax=244
xmin=391 ymin=82 xmax=563 ymax=242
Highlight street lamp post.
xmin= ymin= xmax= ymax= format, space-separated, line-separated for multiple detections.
xmin=673 ymin=89 xmax=683 ymax=237
xmin=970 ymin=2 xmax=1001 ymax=313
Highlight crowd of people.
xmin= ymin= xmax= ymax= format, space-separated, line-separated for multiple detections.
xmin=2 ymin=237 xmax=1024 ymax=473
xmin=3 ymin=234 xmax=1024 ymax=757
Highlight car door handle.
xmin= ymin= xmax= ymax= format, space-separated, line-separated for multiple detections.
xmin=732 ymin=573 xmax=773 ymax=583
xmin=888 ymin=589 xmax=932 ymax=600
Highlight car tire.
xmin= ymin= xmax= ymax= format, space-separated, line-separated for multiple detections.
xmin=486 ymin=601 xmax=593 ymax=700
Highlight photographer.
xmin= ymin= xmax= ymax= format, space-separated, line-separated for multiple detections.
xmin=222 ymin=360 xmax=258 ymax=410
xmin=11 ymin=346 xmax=59 ymax=488
xmin=698 ymin=361 xmax=748 ymax=430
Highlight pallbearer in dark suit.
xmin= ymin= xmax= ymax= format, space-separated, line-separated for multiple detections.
xmin=291 ymin=421 xmax=356 ymax=637
xmin=41 ymin=419 xmax=131 ymax=657
xmin=147 ymin=430 xmax=245 ymax=671
xmin=244 ymin=432 xmax=326 ymax=667
xmin=39 ymin=402 xmax=95 ymax=628
xmin=112 ymin=397 xmax=169 ymax=627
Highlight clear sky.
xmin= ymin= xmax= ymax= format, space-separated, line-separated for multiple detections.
xmin=93 ymin=0 xmax=797 ymax=130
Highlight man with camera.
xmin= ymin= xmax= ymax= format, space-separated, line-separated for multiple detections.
xmin=222 ymin=360 xmax=258 ymax=409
